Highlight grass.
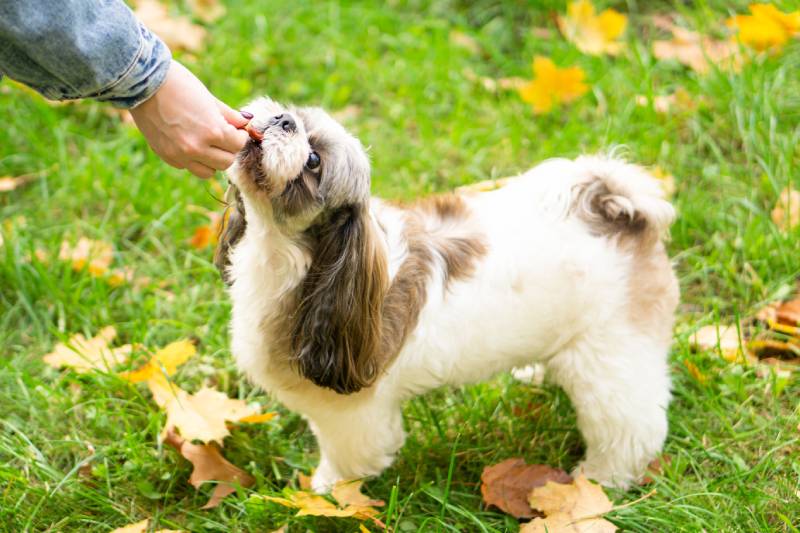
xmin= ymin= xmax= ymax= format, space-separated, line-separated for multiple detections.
xmin=1 ymin=0 xmax=799 ymax=531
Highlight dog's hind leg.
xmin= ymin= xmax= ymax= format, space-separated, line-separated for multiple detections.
xmin=544 ymin=325 xmax=671 ymax=488
xmin=307 ymin=397 xmax=405 ymax=493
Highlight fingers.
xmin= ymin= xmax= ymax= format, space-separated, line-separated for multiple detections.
xmin=213 ymin=124 xmax=250 ymax=154
xmin=217 ymin=99 xmax=250 ymax=128
xmin=195 ymin=145 xmax=238 ymax=171
xmin=185 ymin=161 xmax=216 ymax=179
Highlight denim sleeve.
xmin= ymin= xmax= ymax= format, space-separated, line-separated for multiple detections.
xmin=0 ymin=0 xmax=172 ymax=108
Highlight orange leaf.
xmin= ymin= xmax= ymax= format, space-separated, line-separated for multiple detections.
xmin=771 ymin=186 xmax=800 ymax=232
xmin=237 ymin=412 xmax=278 ymax=424
xmin=58 ymin=237 xmax=114 ymax=276
xmin=480 ymin=458 xmax=572 ymax=519
xmin=120 ymin=339 xmax=196 ymax=383
xmin=518 ymin=57 xmax=588 ymax=114
xmin=727 ymin=4 xmax=800 ymax=52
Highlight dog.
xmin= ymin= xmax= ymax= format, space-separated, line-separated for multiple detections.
xmin=216 ymin=97 xmax=679 ymax=492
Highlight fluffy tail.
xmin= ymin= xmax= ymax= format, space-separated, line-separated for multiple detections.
xmin=570 ymin=156 xmax=675 ymax=247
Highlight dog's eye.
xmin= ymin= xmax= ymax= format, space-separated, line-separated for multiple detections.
xmin=305 ymin=151 xmax=321 ymax=170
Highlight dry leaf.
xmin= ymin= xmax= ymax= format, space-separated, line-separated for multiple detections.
xmin=111 ymin=519 xmax=150 ymax=533
xmin=683 ymin=359 xmax=708 ymax=384
xmin=0 ymin=173 xmax=37 ymax=192
xmin=189 ymin=212 xmax=222 ymax=249
xmin=237 ymin=412 xmax=278 ymax=424
xmin=727 ymin=3 xmax=800 ymax=52
xmin=558 ymin=0 xmax=627 ymax=56
xmin=690 ymin=324 xmax=754 ymax=363
xmin=332 ymin=480 xmax=385 ymax=510
xmin=522 ymin=475 xmax=617 ymax=533
xmin=134 ymin=0 xmax=207 ymax=52
xmin=771 ymin=186 xmax=799 ymax=232
xmin=480 ymin=458 xmax=572 ymax=519
xmin=775 ymin=296 xmax=800 ymax=326
xmin=165 ymin=428 xmax=254 ymax=509
xmin=262 ymin=485 xmax=384 ymax=525
xmin=518 ymin=57 xmax=588 ymax=114
xmin=653 ymin=25 xmax=742 ymax=74
xmin=59 ymin=237 xmax=113 ymax=276
xmin=635 ymin=87 xmax=696 ymax=115
xmin=121 ymin=339 xmax=196 ymax=383
xmin=450 ymin=30 xmax=481 ymax=55
xmin=640 ymin=455 xmax=671 ymax=485
xmin=187 ymin=0 xmax=225 ymax=23
xmin=161 ymin=385 xmax=260 ymax=444
xmin=43 ymin=326 xmax=133 ymax=373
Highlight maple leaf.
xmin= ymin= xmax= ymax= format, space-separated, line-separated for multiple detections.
xmin=134 ymin=0 xmax=207 ymax=52
xmin=480 ymin=458 xmax=572 ymax=519
xmin=59 ymin=237 xmax=114 ymax=276
xmin=121 ymin=339 xmax=196 ymax=383
xmin=43 ymin=326 xmax=133 ymax=373
xmin=165 ymin=428 xmax=255 ymax=509
xmin=727 ymin=4 xmax=800 ymax=52
xmin=111 ymin=519 xmax=183 ymax=533
xmin=262 ymin=480 xmax=385 ymax=527
xmin=771 ymin=186 xmax=799 ymax=232
xmin=186 ymin=0 xmax=225 ymax=23
xmin=653 ymin=25 xmax=742 ymax=74
xmin=522 ymin=475 xmax=617 ymax=533
xmin=557 ymin=0 xmax=627 ymax=56
xmin=0 ymin=173 xmax=37 ymax=192
xmin=690 ymin=324 xmax=756 ymax=363
xmin=189 ymin=211 xmax=223 ymax=249
xmin=518 ymin=57 xmax=588 ymax=114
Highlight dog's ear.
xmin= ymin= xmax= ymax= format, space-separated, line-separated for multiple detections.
xmin=291 ymin=205 xmax=387 ymax=394
xmin=214 ymin=184 xmax=247 ymax=284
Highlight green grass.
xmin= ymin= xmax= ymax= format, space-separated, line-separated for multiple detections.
xmin=2 ymin=0 xmax=799 ymax=531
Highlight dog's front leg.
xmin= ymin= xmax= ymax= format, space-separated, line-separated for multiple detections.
xmin=306 ymin=397 xmax=406 ymax=493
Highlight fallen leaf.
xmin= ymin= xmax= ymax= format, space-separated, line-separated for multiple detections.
xmin=262 ymin=485 xmax=384 ymax=525
xmin=0 ymin=173 xmax=37 ymax=192
xmin=450 ymin=30 xmax=481 ymax=55
xmin=121 ymin=339 xmax=196 ymax=383
xmin=332 ymin=479 xmax=385 ymax=510
xmin=462 ymin=68 xmax=525 ymax=93
xmin=557 ymin=0 xmax=627 ymax=56
xmin=111 ymin=519 xmax=150 ymax=533
xmin=683 ymin=359 xmax=708 ymax=384
xmin=165 ymin=428 xmax=254 ymax=509
xmin=653 ymin=25 xmax=742 ymax=74
xmin=651 ymin=166 xmax=676 ymax=198
xmin=727 ymin=3 xmax=800 ymax=52
xmin=771 ymin=186 xmax=800 ymax=232
xmin=480 ymin=458 xmax=572 ymax=519
xmin=134 ymin=0 xmax=207 ymax=52
xmin=775 ymin=296 xmax=800 ymax=326
xmin=59 ymin=237 xmax=114 ymax=276
xmin=518 ymin=57 xmax=588 ymax=114
xmin=186 ymin=0 xmax=225 ymax=23
xmin=297 ymin=472 xmax=313 ymax=490
xmin=162 ymin=385 xmax=260 ymax=444
xmin=237 ymin=412 xmax=278 ymax=424
xmin=635 ymin=87 xmax=696 ymax=115
xmin=690 ymin=324 xmax=754 ymax=363
xmin=43 ymin=326 xmax=133 ymax=373
xmin=189 ymin=212 xmax=222 ymax=249
xmin=522 ymin=475 xmax=617 ymax=533
xmin=108 ymin=267 xmax=136 ymax=287
xmin=640 ymin=455 xmax=671 ymax=485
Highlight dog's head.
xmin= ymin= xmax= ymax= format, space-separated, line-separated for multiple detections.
xmin=216 ymin=98 xmax=387 ymax=395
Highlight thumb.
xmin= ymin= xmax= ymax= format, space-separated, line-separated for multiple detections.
xmin=217 ymin=99 xmax=249 ymax=128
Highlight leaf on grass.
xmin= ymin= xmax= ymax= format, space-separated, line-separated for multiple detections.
xmin=165 ymin=428 xmax=254 ymax=509
xmin=651 ymin=166 xmax=676 ymax=198
xmin=59 ymin=237 xmax=114 ymax=276
xmin=111 ymin=520 xmax=150 ymax=533
xmin=189 ymin=212 xmax=223 ymax=249
xmin=186 ymin=0 xmax=225 ymax=23
xmin=683 ymin=359 xmax=708 ymax=384
xmin=634 ymin=87 xmax=696 ymax=115
xmin=450 ymin=30 xmax=482 ymax=55
xmin=462 ymin=68 xmax=525 ymax=94
xmin=162 ymin=385 xmax=260 ymax=444
xmin=237 ymin=412 xmax=278 ymax=424
xmin=690 ymin=324 xmax=755 ymax=363
xmin=727 ymin=3 xmax=800 ymax=52
xmin=521 ymin=475 xmax=617 ymax=533
xmin=121 ymin=339 xmax=196 ymax=383
xmin=518 ymin=57 xmax=588 ymax=114
xmin=0 ymin=173 xmax=37 ymax=192
xmin=640 ymin=454 xmax=671 ymax=485
xmin=43 ymin=326 xmax=133 ymax=373
xmin=332 ymin=479 xmax=385 ymax=510
xmin=771 ymin=186 xmax=799 ymax=233
xmin=653 ymin=25 xmax=742 ymax=74
xmin=134 ymin=0 xmax=207 ymax=52
xmin=262 ymin=480 xmax=384 ymax=526
xmin=557 ymin=0 xmax=627 ymax=56
xmin=480 ymin=458 xmax=572 ymax=519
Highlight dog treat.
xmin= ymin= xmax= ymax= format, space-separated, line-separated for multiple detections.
xmin=244 ymin=122 xmax=264 ymax=141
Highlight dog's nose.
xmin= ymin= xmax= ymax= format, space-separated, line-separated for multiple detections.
xmin=270 ymin=114 xmax=296 ymax=133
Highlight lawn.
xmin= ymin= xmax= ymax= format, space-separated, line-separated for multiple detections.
xmin=1 ymin=0 xmax=799 ymax=531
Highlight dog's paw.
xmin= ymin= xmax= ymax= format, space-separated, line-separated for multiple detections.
xmin=310 ymin=461 xmax=342 ymax=494
xmin=571 ymin=462 xmax=633 ymax=490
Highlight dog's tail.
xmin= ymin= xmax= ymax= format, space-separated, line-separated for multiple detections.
xmin=569 ymin=155 xmax=675 ymax=248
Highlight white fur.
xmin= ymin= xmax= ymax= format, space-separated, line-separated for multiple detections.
xmin=226 ymin=103 xmax=678 ymax=492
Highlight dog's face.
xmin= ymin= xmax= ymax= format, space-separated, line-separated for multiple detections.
xmin=216 ymin=99 xmax=387 ymax=395
xmin=226 ymin=98 xmax=371 ymax=229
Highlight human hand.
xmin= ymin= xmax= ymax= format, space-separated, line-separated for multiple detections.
xmin=130 ymin=60 xmax=250 ymax=178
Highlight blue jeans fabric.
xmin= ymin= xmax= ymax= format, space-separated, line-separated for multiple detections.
xmin=0 ymin=0 xmax=171 ymax=108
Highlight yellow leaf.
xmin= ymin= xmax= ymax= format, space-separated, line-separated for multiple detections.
xmin=237 ymin=412 xmax=278 ymax=424
xmin=558 ymin=0 xmax=627 ymax=56
xmin=161 ymin=386 xmax=260 ymax=444
xmin=518 ymin=57 xmax=588 ymax=114
xmin=331 ymin=479 xmax=385 ymax=510
xmin=121 ymin=339 xmax=196 ymax=383
xmin=683 ymin=359 xmax=708 ymax=384
xmin=111 ymin=519 xmax=149 ymax=533
xmin=134 ymin=0 xmax=207 ymax=52
xmin=771 ymin=186 xmax=800 ymax=232
xmin=728 ymin=4 xmax=800 ymax=52
xmin=690 ymin=324 xmax=755 ymax=364
xmin=651 ymin=166 xmax=676 ymax=198
xmin=0 ymin=173 xmax=36 ymax=192
xmin=261 ymin=484 xmax=384 ymax=524
xmin=43 ymin=326 xmax=132 ymax=373
xmin=59 ymin=237 xmax=113 ymax=276
xmin=108 ymin=267 xmax=136 ymax=287
xmin=189 ymin=211 xmax=222 ymax=249
xmin=522 ymin=475 xmax=616 ymax=533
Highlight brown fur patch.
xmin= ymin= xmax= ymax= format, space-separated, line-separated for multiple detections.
xmin=214 ymin=184 xmax=247 ymax=284
xmin=627 ymin=243 xmax=679 ymax=343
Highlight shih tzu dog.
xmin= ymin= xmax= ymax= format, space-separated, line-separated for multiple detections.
xmin=216 ymin=98 xmax=679 ymax=492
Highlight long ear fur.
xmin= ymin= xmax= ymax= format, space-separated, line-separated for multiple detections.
xmin=214 ymin=184 xmax=247 ymax=284
xmin=291 ymin=205 xmax=387 ymax=394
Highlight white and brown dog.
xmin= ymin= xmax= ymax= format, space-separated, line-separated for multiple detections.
xmin=216 ymin=98 xmax=679 ymax=492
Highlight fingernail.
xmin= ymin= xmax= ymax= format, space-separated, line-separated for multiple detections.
xmin=240 ymin=110 xmax=254 ymax=119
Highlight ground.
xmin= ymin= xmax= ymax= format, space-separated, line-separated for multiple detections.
xmin=1 ymin=0 xmax=799 ymax=531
